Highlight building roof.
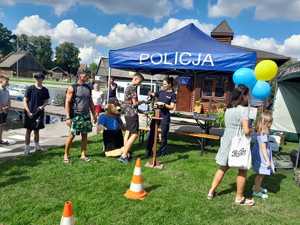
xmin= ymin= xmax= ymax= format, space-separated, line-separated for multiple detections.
xmin=0 ymin=51 xmax=45 ymax=71
xmin=232 ymin=45 xmax=290 ymax=66
xmin=96 ymin=57 xmax=167 ymax=81
xmin=211 ymin=20 xmax=234 ymax=36
xmin=49 ymin=66 xmax=69 ymax=75
xmin=0 ymin=51 xmax=27 ymax=68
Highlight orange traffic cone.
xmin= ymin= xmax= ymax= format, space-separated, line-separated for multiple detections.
xmin=124 ymin=158 xmax=147 ymax=200
xmin=60 ymin=201 xmax=75 ymax=225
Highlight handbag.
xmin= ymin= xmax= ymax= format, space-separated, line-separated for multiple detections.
xmin=228 ymin=125 xmax=252 ymax=170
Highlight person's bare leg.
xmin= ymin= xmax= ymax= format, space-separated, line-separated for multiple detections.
xmin=208 ymin=166 xmax=229 ymax=195
xmin=64 ymin=134 xmax=74 ymax=160
xmin=123 ymin=130 xmax=130 ymax=146
xmin=33 ymin=130 xmax=39 ymax=143
xmin=0 ymin=125 xmax=3 ymax=142
xmin=80 ymin=133 xmax=88 ymax=158
xmin=121 ymin=133 xmax=138 ymax=157
xmin=25 ymin=129 xmax=32 ymax=145
xmin=253 ymin=174 xmax=264 ymax=192
xmin=236 ymin=169 xmax=247 ymax=200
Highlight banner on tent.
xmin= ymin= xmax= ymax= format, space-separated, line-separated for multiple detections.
xmin=139 ymin=52 xmax=214 ymax=67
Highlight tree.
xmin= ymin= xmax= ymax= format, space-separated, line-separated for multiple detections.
xmin=31 ymin=36 xmax=53 ymax=69
xmin=55 ymin=42 xmax=80 ymax=75
xmin=17 ymin=35 xmax=53 ymax=69
xmin=0 ymin=23 xmax=15 ymax=56
xmin=89 ymin=62 xmax=98 ymax=75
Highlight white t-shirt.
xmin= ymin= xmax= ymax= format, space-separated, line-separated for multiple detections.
xmin=92 ymin=90 xmax=103 ymax=105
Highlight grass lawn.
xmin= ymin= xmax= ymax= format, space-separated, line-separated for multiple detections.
xmin=0 ymin=135 xmax=299 ymax=225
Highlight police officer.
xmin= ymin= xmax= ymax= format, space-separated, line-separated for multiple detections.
xmin=146 ymin=77 xmax=176 ymax=157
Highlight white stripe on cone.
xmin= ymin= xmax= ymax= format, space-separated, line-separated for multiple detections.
xmin=129 ymin=183 xmax=143 ymax=192
xmin=133 ymin=167 xmax=141 ymax=176
xmin=60 ymin=217 xmax=75 ymax=225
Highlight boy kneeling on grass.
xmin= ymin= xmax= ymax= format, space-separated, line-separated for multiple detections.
xmin=97 ymin=98 xmax=125 ymax=157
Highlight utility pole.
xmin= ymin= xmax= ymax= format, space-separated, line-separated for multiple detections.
xmin=16 ymin=36 xmax=19 ymax=79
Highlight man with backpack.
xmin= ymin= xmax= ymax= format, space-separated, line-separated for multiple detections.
xmin=63 ymin=71 xmax=97 ymax=163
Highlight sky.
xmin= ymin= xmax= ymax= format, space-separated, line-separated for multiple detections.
xmin=0 ymin=0 xmax=300 ymax=64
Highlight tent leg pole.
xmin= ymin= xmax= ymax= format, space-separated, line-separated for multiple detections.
xmin=107 ymin=67 xmax=111 ymax=103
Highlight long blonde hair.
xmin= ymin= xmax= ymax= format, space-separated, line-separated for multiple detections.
xmin=255 ymin=110 xmax=273 ymax=134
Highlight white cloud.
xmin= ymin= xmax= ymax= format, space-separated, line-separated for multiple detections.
xmin=232 ymin=35 xmax=300 ymax=60
xmin=79 ymin=46 xmax=101 ymax=64
xmin=175 ymin=0 xmax=193 ymax=9
xmin=0 ymin=0 xmax=193 ymax=19
xmin=96 ymin=18 xmax=215 ymax=49
xmin=208 ymin=0 xmax=300 ymax=21
xmin=14 ymin=15 xmax=51 ymax=36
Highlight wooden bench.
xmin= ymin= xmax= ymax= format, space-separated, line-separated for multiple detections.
xmin=174 ymin=131 xmax=220 ymax=154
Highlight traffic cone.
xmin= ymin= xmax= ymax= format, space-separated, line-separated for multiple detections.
xmin=124 ymin=158 xmax=147 ymax=200
xmin=60 ymin=201 xmax=75 ymax=225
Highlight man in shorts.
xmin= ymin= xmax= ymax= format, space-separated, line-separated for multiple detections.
xmin=23 ymin=73 xmax=50 ymax=154
xmin=118 ymin=72 xmax=144 ymax=164
xmin=0 ymin=73 xmax=10 ymax=145
xmin=64 ymin=71 xmax=97 ymax=163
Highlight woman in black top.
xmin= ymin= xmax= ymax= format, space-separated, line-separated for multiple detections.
xmin=146 ymin=77 xmax=176 ymax=157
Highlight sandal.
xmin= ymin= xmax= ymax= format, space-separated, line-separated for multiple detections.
xmin=207 ymin=191 xmax=217 ymax=200
xmin=64 ymin=157 xmax=70 ymax=164
xmin=80 ymin=156 xmax=91 ymax=162
xmin=0 ymin=140 xmax=9 ymax=145
xmin=235 ymin=197 xmax=255 ymax=206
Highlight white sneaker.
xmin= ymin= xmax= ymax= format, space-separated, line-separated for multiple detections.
xmin=24 ymin=146 xmax=30 ymax=155
xmin=253 ymin=191 xmax=268 ymax=199
xmin=252 ymin=186 xmax=268 ymax=194
xmin=34 ymin=144 xmax=44 ymax=152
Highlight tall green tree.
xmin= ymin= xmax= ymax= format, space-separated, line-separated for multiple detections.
xmin=0 ymin=23 xmax=16 ymax=56
xmin=89 ymin=62 xmax=98 ymax=75
xmin=55 ymin=42 xmax=80 ymax=75
xmin=31 ymin=36 xmax=53 ymax=69
xmin=17 ymin=35 xmax=53 ymax=69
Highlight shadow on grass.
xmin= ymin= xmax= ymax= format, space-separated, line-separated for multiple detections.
xmin=145 ymin=184 xmax=162 ymax=192
xmin=162 ymin=154 xmax=189 ymax=164
xmin=246 ymin=173 xmax=287 ymax=194
xmin=0 ymin=176 xmax=31 ymax=188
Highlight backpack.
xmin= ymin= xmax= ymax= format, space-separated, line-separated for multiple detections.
xmin=64 ymin=83 xmax=92 ymax=118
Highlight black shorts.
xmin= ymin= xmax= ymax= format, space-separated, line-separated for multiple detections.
xmin=103 ymin=129 xmax=124 ymax=151
xmin=0 ymin=113 xmax=8 ymax=125
xmin=125 ymin=114 xmax=139 ymax=134
xmin=24 ymin=110 xmax=45 ymax=130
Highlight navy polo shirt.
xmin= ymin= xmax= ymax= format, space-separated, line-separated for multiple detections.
xmin=157 ymin=90 xmax=176 ymax=118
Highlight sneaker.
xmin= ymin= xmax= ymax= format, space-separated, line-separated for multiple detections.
xmin=24 ymin=146 xmax=30 ymax=155
xmin=253 ymin=191 xmax=268 ymax=199
xmin=34 ymin=144 xmax=44 ymax=152
xmin=118 ymin=156 xmax=129 ymax=164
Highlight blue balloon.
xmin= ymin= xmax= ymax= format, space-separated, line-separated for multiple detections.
xmin=251 ymin=81 xmax=271 ymax=100
xmin=233 ymin=68 xmax=257 ymax=89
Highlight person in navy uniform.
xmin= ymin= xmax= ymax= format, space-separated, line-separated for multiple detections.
xmin=146 ymin=77 xmax=176 ymax=157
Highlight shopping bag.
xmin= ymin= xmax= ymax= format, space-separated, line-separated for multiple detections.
xmin=228 ymin=128 xmax=252 ymax=170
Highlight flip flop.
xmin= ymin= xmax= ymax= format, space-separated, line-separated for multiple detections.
xmin=235 ymin=197 xmax=255 ymax=206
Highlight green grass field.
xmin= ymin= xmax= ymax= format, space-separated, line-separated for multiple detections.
xmin=0 ymin=135 xmax=299 ymax=225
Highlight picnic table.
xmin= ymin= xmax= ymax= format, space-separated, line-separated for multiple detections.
xmin=174 ymin=113 xmax=221 ymax=154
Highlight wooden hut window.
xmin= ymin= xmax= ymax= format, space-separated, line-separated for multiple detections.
xmin=201 ymin=76 xmax=226 ymax=99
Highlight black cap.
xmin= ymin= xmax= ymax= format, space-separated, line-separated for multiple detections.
xmin=33 ymin=72 xmax=45 ymax=80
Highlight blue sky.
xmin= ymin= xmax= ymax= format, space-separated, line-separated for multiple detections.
xmin=0 ymin=0 xmax=300 ymax=64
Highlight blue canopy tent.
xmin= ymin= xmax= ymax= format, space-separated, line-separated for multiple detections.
xmin=108 ymin=23 xmax=256 ymax=74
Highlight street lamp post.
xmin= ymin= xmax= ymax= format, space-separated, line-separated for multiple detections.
xmin=16 ymin=36 xmax=19 ymax=79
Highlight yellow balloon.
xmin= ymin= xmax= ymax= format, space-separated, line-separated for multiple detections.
xmin=254 ymin=60 xmax=278 ymax=81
